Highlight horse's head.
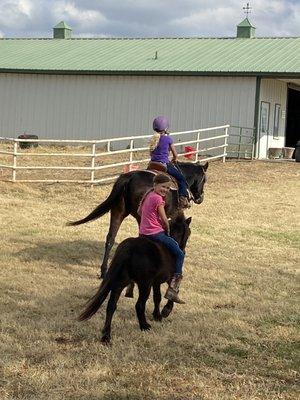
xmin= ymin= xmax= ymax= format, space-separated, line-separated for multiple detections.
xmin=170 ymin=213 xmax=192 ymax=251
xmin=187 ymin=162 xmax=208 ymax=204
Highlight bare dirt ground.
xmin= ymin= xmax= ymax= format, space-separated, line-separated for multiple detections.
xmin=0 ymin=160 xmax=299 ymax=400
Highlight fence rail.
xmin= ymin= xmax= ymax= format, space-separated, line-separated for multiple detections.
xmin=0 ymin=125 xmax=229 ymax=184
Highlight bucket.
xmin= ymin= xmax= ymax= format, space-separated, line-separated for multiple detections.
xmin=268 ymin=147 xmax=282 ymax=159
xmin=282 ymin=147 xmax=295 ymax=159
xmin=123 ymin=163 xmax=139 ymax=173
xmin=184 ymin=146 xmax=196 ymax=160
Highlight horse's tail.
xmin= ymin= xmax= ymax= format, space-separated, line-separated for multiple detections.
xmin=78 ymin=278 xmax=111 ymax=321
xmin=67 ymin=173 xmax=134 ymax=226
xmin=78 ymin=238 xmax=133 ymax=321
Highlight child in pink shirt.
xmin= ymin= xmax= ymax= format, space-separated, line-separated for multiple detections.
xmin=138 ymin=174 xmax=185 ymax=304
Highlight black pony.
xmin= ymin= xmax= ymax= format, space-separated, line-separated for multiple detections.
xmin=69 ymin=161 xmax=207 ymax=277
xmin=78 ymin=213 xmax=191 ymax=344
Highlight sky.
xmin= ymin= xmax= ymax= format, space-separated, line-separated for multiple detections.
xmin=0 ymin=0 xmax=300 ymax=39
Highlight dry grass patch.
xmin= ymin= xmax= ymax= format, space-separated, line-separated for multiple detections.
xmin=0 ymin=160 xmax=299 ymax=399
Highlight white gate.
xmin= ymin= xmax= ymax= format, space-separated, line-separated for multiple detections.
xmin=0 ymin=125 xmax=229 ymax=184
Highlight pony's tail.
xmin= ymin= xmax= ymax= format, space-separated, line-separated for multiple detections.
xmin=78 ymin=239 xmax=132 ymax=321
xmin=149 ymin=133 xmax=161 ymax=152
xmin=78 ymin=279 xmax=111 ymax=321
xmin=67 ymin=172 xmax=133 ymax=226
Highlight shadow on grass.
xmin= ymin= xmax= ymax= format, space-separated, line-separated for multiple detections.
xmin=2 ymin=273 xmax=298 ymax=399
xmin=14 ymin=239 xmax=121 ymax=269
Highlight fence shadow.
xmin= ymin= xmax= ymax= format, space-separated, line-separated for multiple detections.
xmin=14 ymin=239 xmax=111 ymax=268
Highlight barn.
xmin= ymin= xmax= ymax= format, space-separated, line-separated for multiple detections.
xmin=0 ymin=18 xmax=299 ymax=159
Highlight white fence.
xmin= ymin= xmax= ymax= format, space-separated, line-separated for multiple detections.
xmin=0 ymin=125 xmax=229 ymax=184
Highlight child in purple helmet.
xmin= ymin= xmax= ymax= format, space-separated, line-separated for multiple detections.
xmin=150 ymin=116 xmax=190 ymax=208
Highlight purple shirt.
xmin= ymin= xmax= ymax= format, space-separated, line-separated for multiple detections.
xmin=151 ymin=134 xmax=173 ymax=164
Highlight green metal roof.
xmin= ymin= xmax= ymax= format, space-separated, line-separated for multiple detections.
xmin=0 ymin=37 xmax=299 ymax=76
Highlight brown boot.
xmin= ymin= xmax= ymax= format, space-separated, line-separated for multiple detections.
xmin=164 ymin=274 xmax=185 ymax=304
xmin=179 ymin=196 xmax=191 ymax=209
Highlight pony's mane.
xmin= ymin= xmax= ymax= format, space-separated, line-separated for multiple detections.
xmin=173 ymin=211 xmax=186 ymax=224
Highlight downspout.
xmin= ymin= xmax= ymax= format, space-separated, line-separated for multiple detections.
xmin=253 ymin=76 xmax=261 ymax=158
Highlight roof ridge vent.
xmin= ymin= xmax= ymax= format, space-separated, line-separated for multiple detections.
xmin=53 ymin=21 xmax=72 ymax=39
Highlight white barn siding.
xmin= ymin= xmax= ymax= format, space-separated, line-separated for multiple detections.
xmin=0 ymin=73 xmax=256 ymax=143
xmin=257 ymin=79 xmax=288 ymax=158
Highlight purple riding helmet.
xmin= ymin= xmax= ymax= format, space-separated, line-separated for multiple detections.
xmin=153 ymin=116 xmax=169 ymax=132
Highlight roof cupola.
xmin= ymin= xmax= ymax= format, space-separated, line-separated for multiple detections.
xmin=53 ymin=21 xmax=72 ymax=39
xmin=237 ymin=3 xmax=255 ymax=38
xmin=237 ymin=17 xmax=256 ymax=38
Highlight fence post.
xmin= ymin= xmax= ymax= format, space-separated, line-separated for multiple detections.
xmin=223 ymin=127 xmax=228 ymax=163
xmin=251 ymin=131 xmax=255 ymax=160
xmin=90 ymin=143 xmax=96 ymax=184
xmin=195 ymin=131 xmax=200 ymax=162
xmin=12 ymin=140 xmax=18 ymax=182
xmin=237 ymin=127 xmax=242 ymax=159
xmin=129 ymin=139 xmax=134 ymax=170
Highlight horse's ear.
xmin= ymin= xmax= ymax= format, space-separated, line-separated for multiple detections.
xmin=185 ymin=217 xmax=192 ymax=226
xmin=203 ymin=162 xmax=209 ymax=171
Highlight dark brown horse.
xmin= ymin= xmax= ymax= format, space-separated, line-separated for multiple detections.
xmin=78 ymin=213 xmax=191 ymax=344
xmin=68 ymin=161 xmax=208 ymax=278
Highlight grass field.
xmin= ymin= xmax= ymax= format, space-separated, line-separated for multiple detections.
xmin=0 ymin=160 xmax=299 ymax=400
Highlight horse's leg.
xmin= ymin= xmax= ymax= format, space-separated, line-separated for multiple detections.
xmin=152 ymin=283 xmax=162 ymax=321
xmin=124 ymin=281 xmax=135 ymax=298
xmin=124 ymin=215 xmax=140 ymax=297
xmin=100 ymin=203 xmax=128 ymax=278
xmin=135 ymin=284 xmax=152 ymax=331
xmin=101 ymin=285 xmax=124 ymax=344
xmin=161 ymin=300 xmax=174 ymax=318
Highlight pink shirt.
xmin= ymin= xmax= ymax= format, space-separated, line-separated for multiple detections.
xmin=139 ymin=191 xmax=165 ymax=235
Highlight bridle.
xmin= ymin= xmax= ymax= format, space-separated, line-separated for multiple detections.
xmin=174 ymin=162 xmax=206 ymax=202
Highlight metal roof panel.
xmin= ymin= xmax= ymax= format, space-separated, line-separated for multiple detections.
xmin=0 ymin=37 xmax=299 ymax=75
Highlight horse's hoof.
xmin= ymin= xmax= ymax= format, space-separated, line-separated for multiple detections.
xmin=140 ymin=323 xmax=151 ymax=331
xmin=100 ymin=335 xmax=111 ymax=345
xmin=161 ymin=305 xmax=173 ymax=318
xmin=99 ymin=269 xmax=108 ymax=279
xmin=153 ymin=313 xmax=162 ymax=322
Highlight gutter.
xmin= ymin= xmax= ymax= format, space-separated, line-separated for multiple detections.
xmin=0 ymin=69 xmax=300 ymax=78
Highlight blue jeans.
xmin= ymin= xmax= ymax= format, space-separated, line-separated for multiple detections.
xmin=143 ymin=231 xmax=184 ymax=274
xmin=166 ymin=162 xmax=188 ymax=198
